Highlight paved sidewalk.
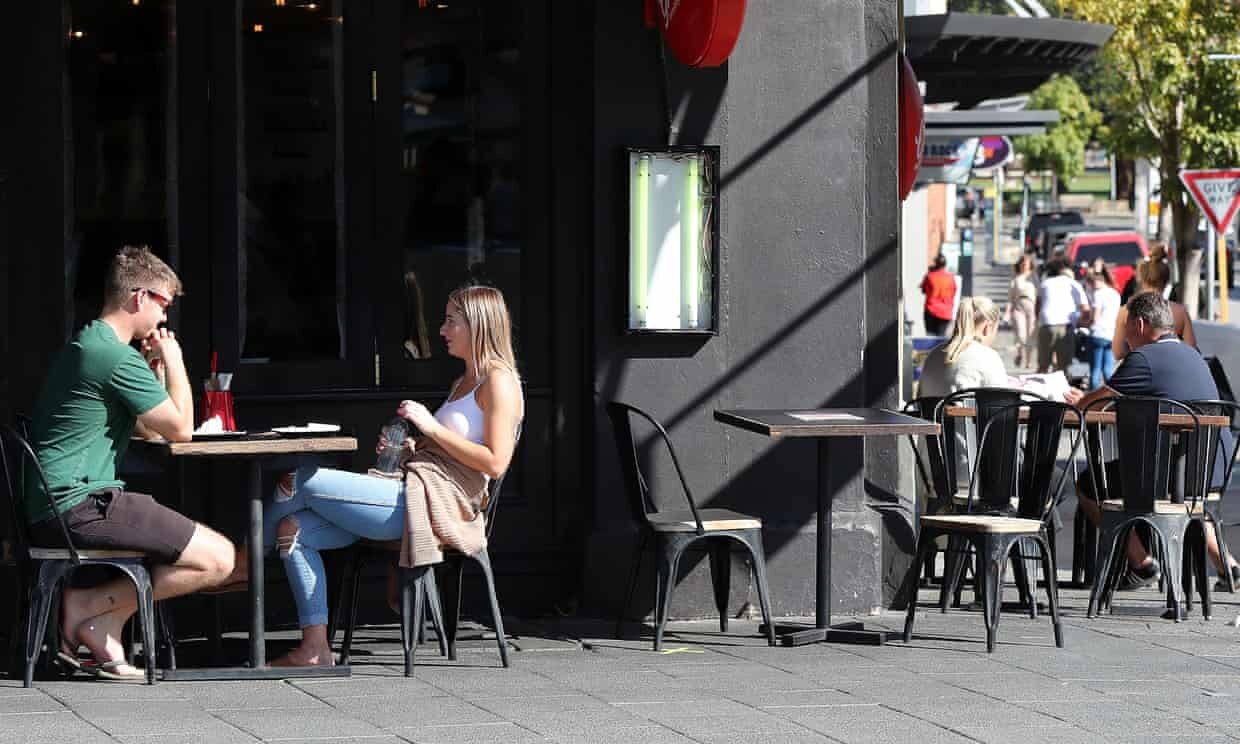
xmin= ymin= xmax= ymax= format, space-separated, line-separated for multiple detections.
xmin=9 ymin=584 xmax=1240 ymax=744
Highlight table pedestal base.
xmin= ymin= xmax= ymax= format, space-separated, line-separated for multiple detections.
xmin=162 ymin=664 xmax=351 ymax=681
xmin=761 ymin=621 xmax=898 ymax=646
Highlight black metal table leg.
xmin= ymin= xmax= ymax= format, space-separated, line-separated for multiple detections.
xmin=763 ymin=437 xmax=897 ymax=646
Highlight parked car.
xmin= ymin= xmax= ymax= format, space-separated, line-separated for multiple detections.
xmin=1064 ymin=230 xmax=1149 ymax=295
xmin=1040 ymin=223 xmax=1113 ymax=260
xmin=1025 ymin=210 xmax=1085 ymax=259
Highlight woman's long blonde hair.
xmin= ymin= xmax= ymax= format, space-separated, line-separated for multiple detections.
xmin=944 ymin=296 xmax=1000 ymax=364
xmin=449 ymin=285 xmax=520 ymax=382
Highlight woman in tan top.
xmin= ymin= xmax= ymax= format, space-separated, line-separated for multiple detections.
xmin=1007 ymin=255 xmax=1038 ymax=368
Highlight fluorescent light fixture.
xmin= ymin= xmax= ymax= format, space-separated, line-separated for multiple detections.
xmin=626 ymin=148 xmax=718 ymax=334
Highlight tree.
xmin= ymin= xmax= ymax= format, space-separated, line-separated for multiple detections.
xmin=1013 ymin=75 xmax=1102 ymax=201
xmin=1059 ymin=0 xmax=1240 ymax=316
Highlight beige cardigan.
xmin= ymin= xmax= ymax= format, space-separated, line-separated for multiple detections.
xmin=398 ymin=441 xmax=489 ymax=568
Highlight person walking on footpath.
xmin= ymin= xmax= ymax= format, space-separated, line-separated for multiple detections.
xmin=1036 ymin=255 xmax=1089 ymax=373
xmin=1007 ymin=254 xmax=1038 ymax=368
xmin=1084 ymin=266 xmax=1121 ymax=389
xmin=920 ymin=254 xmax=957 ymax=337
xmin=25 ymin=245 xmax=236 ymax=681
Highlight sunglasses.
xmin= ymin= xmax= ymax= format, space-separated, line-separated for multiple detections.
xmin=133 ymin=287 xmax=173 ymax=310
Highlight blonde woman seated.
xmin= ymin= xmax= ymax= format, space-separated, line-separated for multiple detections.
xmin=222 ymin=286 xmax=523 ymax=667
xmin=918 ymin=297 xmax=1010 ymax=397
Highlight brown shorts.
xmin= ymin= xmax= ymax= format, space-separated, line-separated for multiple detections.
xmin=28 ymin=489 xmax=197 ymax=565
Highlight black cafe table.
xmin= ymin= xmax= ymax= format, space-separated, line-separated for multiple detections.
xmin=131 ymin=432 xmax=357 ymax=680
xmin=714 ymin=408 xmax=939 ymax=646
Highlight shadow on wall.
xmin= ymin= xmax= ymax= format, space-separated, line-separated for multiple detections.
xmin=592 ymin=39 xmax=905 ymax=621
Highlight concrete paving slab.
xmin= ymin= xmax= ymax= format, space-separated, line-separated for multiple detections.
xmin=212 ymin=706 xmax=389 ymax=741
xmin=343 ymin=696 xmax=504 ymax=728
xmin=390 ymin=721 xmax=550 ymax=744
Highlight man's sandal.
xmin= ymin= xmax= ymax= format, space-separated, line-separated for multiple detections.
xmin=91 ymin=660 xmax=146 ymax=682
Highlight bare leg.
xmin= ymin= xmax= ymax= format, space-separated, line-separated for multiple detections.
xmin=62 ymin=524 xmax=235 ymax=672
xmin=1078 ymin=495 xmax=1152 ymax=571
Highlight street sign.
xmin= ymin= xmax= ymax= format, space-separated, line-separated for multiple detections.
xmin=1178 ymin=169 xmax=1240 ymax=233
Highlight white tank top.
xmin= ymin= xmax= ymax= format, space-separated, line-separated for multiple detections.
xmin=434 ymin=377 xmax=488 ymax=445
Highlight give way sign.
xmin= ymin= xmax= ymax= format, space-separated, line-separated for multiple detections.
xmin=1179 ymin=169 xmax=1240 ymax=233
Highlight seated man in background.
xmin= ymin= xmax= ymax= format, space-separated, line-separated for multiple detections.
xmin=1067 ymin=292 xmax=1238 ymax=589
xmin=26 ymin=245 xmax=235 ymax=680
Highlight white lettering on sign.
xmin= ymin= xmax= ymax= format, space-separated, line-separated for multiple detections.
xmin=1179 ymin=169 xmax=1240 ymax=233
xmin=657 ymin=0 xmax=681 ymax=28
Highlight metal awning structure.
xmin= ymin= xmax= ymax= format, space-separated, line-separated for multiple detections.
xmin=924 ymin=110 xmax=1059 ymax=137
xmin=906 ymin=13 xmax=1113 ymax=108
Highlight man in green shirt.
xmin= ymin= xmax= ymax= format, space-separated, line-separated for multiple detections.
xmin=27 ymin=245 xmax=235 ymax=680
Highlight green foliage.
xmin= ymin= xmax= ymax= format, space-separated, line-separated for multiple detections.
xmin=1013 ymin=75 xmax=1102 ymax=183
xmin=1060 ymin=0 xmax=1240 ymax=310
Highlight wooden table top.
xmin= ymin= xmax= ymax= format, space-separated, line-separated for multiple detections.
xmin=132 ymin=433 xmax=358 ymax=458
xmin=714 ymin=408 xmax=940 ymax=438
xmin=943 ymin=406 xmax=1228 ymax=429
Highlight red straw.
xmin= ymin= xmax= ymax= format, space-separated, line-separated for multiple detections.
xmin=211 ymin=351 xmax=218 ymax=376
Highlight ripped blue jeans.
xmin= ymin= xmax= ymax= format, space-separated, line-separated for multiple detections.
xmin=264 ymin=465 xmax=405 ymax=628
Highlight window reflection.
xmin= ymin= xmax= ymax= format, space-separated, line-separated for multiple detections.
xmin=67 ymin=0 xmax=175 ymax=330
xmin=240 ymin=0 xmax=344 ymax=362
xmin=398 ymin=0 xmax=522 ymax=363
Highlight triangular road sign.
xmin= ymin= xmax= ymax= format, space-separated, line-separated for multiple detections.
xmin=1179 ymin=169 xmax=1240 ymax=233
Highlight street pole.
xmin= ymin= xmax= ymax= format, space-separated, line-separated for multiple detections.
xmin=1219 ymin=228 xmax=1230 ymax=324
xmin=1018 ymin=174 xmax=1030 ymax=251
xmin=992 ymin=168 xmax=1003 ymax=263
xmin=1206 ymin=223 xmax=1216 ymax=322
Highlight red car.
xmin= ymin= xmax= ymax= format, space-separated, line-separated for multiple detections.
xmin=1064 ymin=231 xmax=1149 ymax=295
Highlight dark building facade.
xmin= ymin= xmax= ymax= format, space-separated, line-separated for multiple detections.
xmin=1 ymin=0 xmax=907 ymax=626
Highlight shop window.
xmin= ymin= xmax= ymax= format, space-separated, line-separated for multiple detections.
xmin=394 ymin=0 xmax=523 ymax=368
xmin=239 ymin=0 xmax=344 ymax=362
xmin=66 ymin=0 xmax=176 ymax=330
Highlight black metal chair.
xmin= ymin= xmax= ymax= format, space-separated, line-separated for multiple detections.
xmin=903 ymin=400 xmax=1080 ymax=652
xmin=607 ymin=401 xmax=776 ymax=651
xmin=901 ymin=397 xmax=950 ymax=585
xmin=1084 ymin=397 xmax=1213 ymax=621
xmin=1186 ymin=399 xmax=1239 ymax=592
xmin=335 ymin=430 xmax=520 ymax=673
xmin=933 ymin=388 xmax=1046 ymax=614
xmin=0 ymin=423 xmax=159 ymax=685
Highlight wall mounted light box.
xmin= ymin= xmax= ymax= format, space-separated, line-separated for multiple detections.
xmin=626 ymin=146 xmax=720 ymax=335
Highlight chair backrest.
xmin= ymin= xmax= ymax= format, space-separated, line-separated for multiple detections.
xmin=935 ymin=387 xmax=1045 ymax=511
xmin=902 ymin=397 xmax=953 ymax=508
xmin=1205 ymin=356 xmax=1236 ymax=404
xmin=1084 ymin=396 xmax=1205 ymax=513
xmin=969 ymin=401 xmax=1080 ymax=522
xmin=480 ymin=422 xmax=522 ymax=540
xmin=1187 ymin=399 xmax=1239 ymax=495
xmin=0 ymin=422 xmax=79 ymax=564
xmin=605 ymin=401 xmax=704 ymax=535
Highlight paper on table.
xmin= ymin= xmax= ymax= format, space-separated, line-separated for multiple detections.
xmin=788 ymin=412 xmax=864 ymax=422
xmin=1013 ymin=371 xmax=1072 ymax=402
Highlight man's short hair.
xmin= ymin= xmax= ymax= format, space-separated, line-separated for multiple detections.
xmin=104 ymin=245 xmax=183 ymax=308
xmin=1126 ymin=291 xmax=1174 ymax=332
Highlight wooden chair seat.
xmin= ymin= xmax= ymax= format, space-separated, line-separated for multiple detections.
xmin=647 ymin=508 xmax=761 ymax=533
xmin=1100 ymin=499 xmax=1205 ymax=515
xmin=951 ymin=493 xmax=1018 ymax=508
xmin=28 ymin=547 xmax=147 ymax=561
xmin=920 ymin=514 xmax=1044 ymax=534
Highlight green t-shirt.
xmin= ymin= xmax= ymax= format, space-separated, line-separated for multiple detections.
xmin=24 ymin=320 xmax=169 ymax=524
